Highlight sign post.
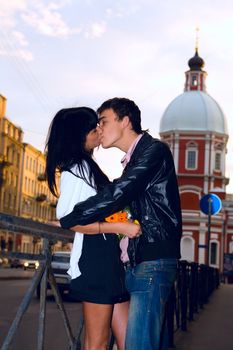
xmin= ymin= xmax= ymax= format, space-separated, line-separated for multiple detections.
xmin=200 ymin=194 xmax=222 ymax=266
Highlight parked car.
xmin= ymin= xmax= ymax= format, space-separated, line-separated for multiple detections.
xmin=36 ymin=251 xmax=71 ymax=298
xmin=23 ymin=259 xmax=40 ymax=270
xmin=0 ymin=257 xmax=8 ymax=266
xmin=10 ymin=258 xmax=23 ymax=268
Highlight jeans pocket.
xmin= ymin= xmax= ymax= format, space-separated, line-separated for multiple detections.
xmin=126 ymin=268 xmax=154 ymax=293
xmin=159 ymin=283 xmax=171 ymax=306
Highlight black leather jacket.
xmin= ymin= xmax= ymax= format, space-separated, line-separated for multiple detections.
xmin=60 ymin=133 xmax=182 ymax=266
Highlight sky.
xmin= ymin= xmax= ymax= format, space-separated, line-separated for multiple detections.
xmin=0 ymin=0 xmax=233 ymax=192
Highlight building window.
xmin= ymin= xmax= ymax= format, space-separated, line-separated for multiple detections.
xmin=17 ymin=153 xmax=20 ymax=167
xmin=229 ymin=242 xmax=233 ymax=254
xmin=25 ymin=177 xmax=28 ymax=190
xmin=187 ymin=151 xmax=196 ymax=168
xmin=186 ymin=144 xmax=198 ymax=170
xmin=15 ymin=175 xmax=18 ymax=188
xmin=181 ymin=236 xmax=194 ymax=261
xmin=6 ymin=146 xmax=10 ymax=162
xmin=10 ymin=173 xmax=14 ymax=185
xmin=191 ymin=75 xmax=198 ymax=86
xmin=31 ymin=180 xmax=34 ymax=194
xmin=215 ymin=152 xmax=221 ymax=171
xmin=8 ymin=193 xmax=12 ymax=207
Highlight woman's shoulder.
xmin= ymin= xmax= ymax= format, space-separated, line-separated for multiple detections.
xmin=63 ymin=161 xmax=90 ymax=177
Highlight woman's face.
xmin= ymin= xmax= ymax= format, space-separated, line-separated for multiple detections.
xmin=84 ymin=127 xmax=100 ymax=152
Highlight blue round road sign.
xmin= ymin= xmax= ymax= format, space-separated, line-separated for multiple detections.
xmin=200 ymin=194 xmax=222 ymax=215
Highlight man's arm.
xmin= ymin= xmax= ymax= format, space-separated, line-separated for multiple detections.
xmin=60 ymin=141 xmax=169 ymax=228
xmin=49 ymin=220 xmax=141 ymax=238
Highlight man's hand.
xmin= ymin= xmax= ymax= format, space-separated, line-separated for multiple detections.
xmin=118 ymin=222 xmax=142 ymax=238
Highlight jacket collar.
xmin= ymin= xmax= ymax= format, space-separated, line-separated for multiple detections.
xmin=129 ymin=132 xmax=152 ymax=161
xmin=123 ymin=132 xmax=153 ymax=171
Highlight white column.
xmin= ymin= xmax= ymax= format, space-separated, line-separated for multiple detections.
xmin=204 ymin=135 xmax=210 ymax=193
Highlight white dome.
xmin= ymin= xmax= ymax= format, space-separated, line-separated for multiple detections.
xmin=159 ymin=91 xmax=228 ymax=135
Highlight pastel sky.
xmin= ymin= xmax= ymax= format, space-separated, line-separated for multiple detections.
xmin=0 ymin=0 xmax=233 ymax=192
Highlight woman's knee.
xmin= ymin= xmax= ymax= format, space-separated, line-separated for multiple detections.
xmin=83 ymin=302 xmax=113 ymax=350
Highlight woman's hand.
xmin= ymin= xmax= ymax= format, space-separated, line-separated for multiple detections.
xmin=117 ymin=222 xmax=142 ymax=238
xmin=48 ymin=220 xmax=61 ymax=227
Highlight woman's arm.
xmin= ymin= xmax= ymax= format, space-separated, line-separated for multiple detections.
xmin=54 ymin=169 xmax=141 ymax=238
xmin=72 ymin=221 xmax=141 ymax=238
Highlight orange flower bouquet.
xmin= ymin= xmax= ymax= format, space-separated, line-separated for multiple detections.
xmin=105 ymin=208 xmax=139 ymax=239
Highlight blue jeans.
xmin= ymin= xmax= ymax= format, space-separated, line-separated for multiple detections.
xmin=125 ymin=259 xmax=177 ymax=350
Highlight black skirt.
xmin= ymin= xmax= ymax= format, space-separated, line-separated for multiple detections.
xmin=70 ymin=233 xmax=129 ymax=304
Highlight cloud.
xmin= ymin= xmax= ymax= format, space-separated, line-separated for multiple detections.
xmin=85 ymin=21 xmax=106 ymax=38
xmin=0 ymin=0 xmax=81 ymax=62
xmin=0 ymin=28 xmax=33 ymax=61
xmin=21 ymin=2 xmax=81 ymax=38
xmin=12 ymin=30 xmax=28 ymax=47
xmin=105 ymin=1 xmax=141 ymax=19
xmin=0 ymin=0 xmax=81 ymax=40
xmin=0 ymin=0 xmax=28 ymax=16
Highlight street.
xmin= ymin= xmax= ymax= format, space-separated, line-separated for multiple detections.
xmin=0 ymin=273 xmax=83 ymax=350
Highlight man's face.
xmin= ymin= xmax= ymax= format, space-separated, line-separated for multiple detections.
xmin=98 ymin=108 xmax=125 ymax=149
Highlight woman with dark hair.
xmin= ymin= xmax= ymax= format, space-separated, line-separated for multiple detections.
xmin=45 ymin=107 xmax=140 ymax=350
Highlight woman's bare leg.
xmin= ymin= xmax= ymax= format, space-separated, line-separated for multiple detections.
xmin=83 ymin=302 xmax=113 ymax=350
xmin=111 ymin=301 xmax=129 ymax=350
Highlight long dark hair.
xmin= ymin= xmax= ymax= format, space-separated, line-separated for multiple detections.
xmin=45 ymin=107 xmax=109 ymax=197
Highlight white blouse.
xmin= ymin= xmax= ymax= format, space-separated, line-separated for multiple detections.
xmin=56 ymin=162 xmax=96 ymax=279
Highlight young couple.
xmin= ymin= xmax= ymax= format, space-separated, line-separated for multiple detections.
xmin=45 ymin=98 xmax=182 ymax=350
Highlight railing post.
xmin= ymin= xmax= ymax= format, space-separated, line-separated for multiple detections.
xmin=0 ymin=212 xmax=79 ymax=349
xmin=47 ymin=267 xmax=76 ymax=348
xmin=189 ymin=262 xmax=198 ymax=321
xmin=1 ymin=265 xmax=45 ymax=350
xmin=37 ymin=238 xmax=51 ymax=350
xmin=179 ymin=260 xmax=188 ymax=331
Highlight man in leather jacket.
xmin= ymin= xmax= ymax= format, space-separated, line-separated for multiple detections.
xmin=60 ymin=97 xmax=182 ymax=350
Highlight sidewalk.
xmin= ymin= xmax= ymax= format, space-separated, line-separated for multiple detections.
xmin=174 ymin=284 xmax=233 ymax=350
xmin=0 ymin=266 xmax=34 ymax=280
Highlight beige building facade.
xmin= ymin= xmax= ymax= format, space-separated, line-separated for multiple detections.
xmin=0 ymin=94 xmax=57 ymax=254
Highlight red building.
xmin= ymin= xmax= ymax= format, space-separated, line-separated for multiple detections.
xmin=159 ymin=48 xmax=233 ymax=271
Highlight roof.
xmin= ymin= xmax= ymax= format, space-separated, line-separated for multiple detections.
xmin=159 ymin=91 xmax=228 ymax=135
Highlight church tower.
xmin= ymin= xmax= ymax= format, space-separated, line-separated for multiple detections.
xmin=159 ymin=46 xmax=229 ymax=268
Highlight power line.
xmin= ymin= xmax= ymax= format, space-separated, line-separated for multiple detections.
xmin=0 ymin=29 xmax=58 ymax=113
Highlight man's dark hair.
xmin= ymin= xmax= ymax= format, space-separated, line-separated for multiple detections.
xmin=97 ymin=97 xmax=142 ymax=134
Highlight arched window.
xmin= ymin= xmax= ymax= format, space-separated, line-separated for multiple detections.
xmin=181 ymin=236 xmax=194 ymax=261
xmin=185 ymin=142 xmax=198 ymax=170
xmin=229 ymin=242 xmax=233 ymax=254
xmin=191 ymin=74 xmax=198 ymax=86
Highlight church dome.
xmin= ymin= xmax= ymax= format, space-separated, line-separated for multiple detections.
xmin=188 ymin=49 xmax=205 ymax=71
xmin=159 ymin=91 xmax=228 ymax=135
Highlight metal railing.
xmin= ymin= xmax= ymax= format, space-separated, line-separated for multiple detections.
xmin=0 ymin=212 xmax=220 ymax=349
xmin=0 ymin=212 xmax=83 ymax=350
xmin=167 ymin=260 xmax=220 ymax=347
